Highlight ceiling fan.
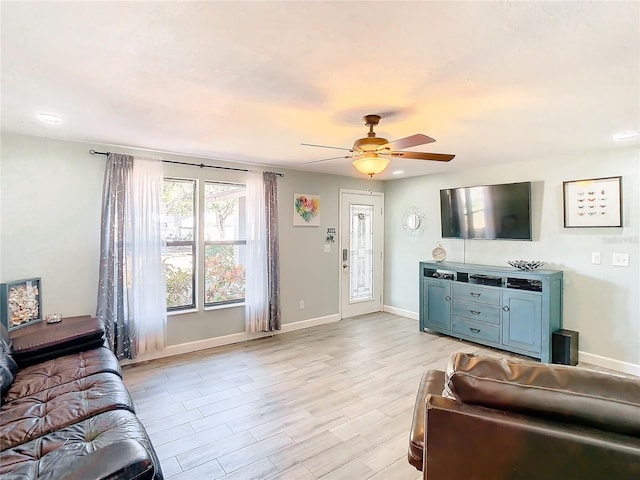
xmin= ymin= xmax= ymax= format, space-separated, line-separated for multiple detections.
xmin=301 ymin=114 xmax=455 ymax=177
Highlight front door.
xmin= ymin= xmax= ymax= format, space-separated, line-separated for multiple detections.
xmin=340 ymin=190 xmax=384 ymax=318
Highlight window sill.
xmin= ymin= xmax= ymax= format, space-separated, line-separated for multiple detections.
xmin=167 ymin=308 xmax=198 ymax=317
xmin=204 ymin=302 xmax=245 ymax=312
xmin=166 ymin=302 xmax=245 ymax=316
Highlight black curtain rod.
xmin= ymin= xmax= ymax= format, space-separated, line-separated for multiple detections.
xmin=89 ymin=149 xmax=284 ymax=176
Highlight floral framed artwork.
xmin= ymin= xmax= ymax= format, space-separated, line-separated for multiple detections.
xmin=0 ymin=278 xmax=42 ymax=331
xmin=293 ymin=193 xmax=321 ymax=226
xmin=563 ymin=176 xmax=622 ymax=228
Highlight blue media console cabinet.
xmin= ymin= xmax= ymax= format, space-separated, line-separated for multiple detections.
xmin=419 ymin=261 xmax=563 ymax=363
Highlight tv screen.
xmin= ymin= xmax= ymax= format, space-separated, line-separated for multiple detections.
xmin=440 ymin=182 xmax=532 ymax=240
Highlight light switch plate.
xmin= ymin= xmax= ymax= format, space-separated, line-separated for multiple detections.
xmin=612 ymin=253 xmax=629 ymax=267
xmin=591 ymin=252 xmax=601 ymax=264
xmin=323 ymin=244 xmax=331 ymax=253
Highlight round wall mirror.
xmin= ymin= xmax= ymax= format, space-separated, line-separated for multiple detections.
xmin=402 ymin=207 xmax=425 ymax=235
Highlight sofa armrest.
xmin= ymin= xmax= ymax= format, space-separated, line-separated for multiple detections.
xmin=10 ymin=316 xmax=105 ymax=366
xmin=424 ymin=395 xmax=640 ymax=480
xmin=408 ymin=370 xmax=446 ymax=471
xmin=55 ymin=439 xmax=156 ymax=480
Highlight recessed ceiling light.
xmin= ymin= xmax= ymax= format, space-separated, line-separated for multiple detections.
xmin=613 ymin=131 xmax=638 ymax=141
xmin=37 ymin=113 xmax=63 ymax=123
xmin=392 ymin=170 xmax=404 ymax=175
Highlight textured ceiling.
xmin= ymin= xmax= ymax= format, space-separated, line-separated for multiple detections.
xmin=1 ymin=1 xmax=639 ymax=179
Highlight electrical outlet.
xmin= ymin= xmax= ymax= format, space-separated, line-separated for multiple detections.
xmin=612 ymin=253 xmax=629 ymax=267
xmin=591 ymin=252 xmax=601 ymax=265
xmin=324 ymin=244 xmax=331 ymax=253
xmin=299 ymin=300 xmax=305 ymax=309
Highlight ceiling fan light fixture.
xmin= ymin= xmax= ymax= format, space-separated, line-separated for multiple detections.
xmin=352 ymin=136 xmax=388 ymax=152
xmin=352 ymin=152 xmax=390 ymax=177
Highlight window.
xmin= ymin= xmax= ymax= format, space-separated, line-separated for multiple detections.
xmin=204 ymin=182 xmax=246 ymax=306
xmin=161 ymin=178 xmax=247 ymax=312
xmin=162 ymin=179 xmax=196 ymax=310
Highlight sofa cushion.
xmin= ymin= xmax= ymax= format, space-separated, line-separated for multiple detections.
xmin=0 ymin=372 xmax=134 ymax=450
xmin=3 ymin=346 xmax=121 ymax=403
xmin=445 ymin=353 xmax=640 ymax=437
xmin=0 ymin=409 xmax=162 ymax=479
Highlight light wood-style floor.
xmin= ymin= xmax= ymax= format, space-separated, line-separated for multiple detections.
xmin=121 ymin=312 xmax=530 ymax=480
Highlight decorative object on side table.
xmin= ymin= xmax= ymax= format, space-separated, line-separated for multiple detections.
xmin=45 ymin=313 xmax=63 ymax=324
xmin=0 ymin=278 xmax=42 ymax=331
xmin=507 ymin=260 xmax=545 ymax=271
xmin=432 ymin=243 xmax=447 ymax=262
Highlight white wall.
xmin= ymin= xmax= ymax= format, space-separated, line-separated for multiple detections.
xmin=384 ymin=145 xmax=640 ymax=373
xmin=0 ymin=132 xmax=381 ymax=348
xmin=0 ymin=133 xmax=104 ymax=316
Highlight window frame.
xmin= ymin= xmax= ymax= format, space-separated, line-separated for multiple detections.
xmin=162 ymin=177 xmax=197 ymax=312
xmin=203 ymin=180 xmax=247 ymax=308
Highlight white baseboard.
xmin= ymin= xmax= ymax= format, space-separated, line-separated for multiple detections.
xmin=578 ymin=351 xmax=640 ymax=377
xmin=383 ymin=305 xmax=418 ymax=321
xmin=121 ymin=314 xmax=340 ymax=366
xmin=280 ymin=314 xmax=340 ymax=332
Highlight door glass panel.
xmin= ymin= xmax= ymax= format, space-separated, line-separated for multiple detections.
xmin=350 ymin=204 xmax=374 ymax=302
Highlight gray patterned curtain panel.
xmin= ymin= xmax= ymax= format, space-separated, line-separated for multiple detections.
xmin=264 ymin=171 xmax=281 ymax=331
xmin=96 ymin=153 xmax=136 ymax=359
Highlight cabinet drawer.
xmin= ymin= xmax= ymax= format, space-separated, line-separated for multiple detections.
xmin=453 ymin=299 xmax=500 ymax=325
xmin=453 ymin=284 xmax=500 ymax=305
xmin=453 ymin=317 xmax=500 ymax=344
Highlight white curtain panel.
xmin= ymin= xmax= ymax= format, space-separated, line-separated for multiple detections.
xmin=245 ymin=169 xmax=269 ymax=332
xmin=130 ymin=157 xmax=167 ymax=355
xmin=98 ymin=154 xmax=166 ymax=359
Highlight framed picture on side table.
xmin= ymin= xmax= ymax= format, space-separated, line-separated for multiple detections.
xmin=0 ymin=278 xmax=42 ymax=331
xmin=563 ymin=176 xmax=622 ymax=228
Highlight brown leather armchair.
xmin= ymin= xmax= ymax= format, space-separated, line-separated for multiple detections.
xmin=409 ymin=353 xmax=640 ymax=479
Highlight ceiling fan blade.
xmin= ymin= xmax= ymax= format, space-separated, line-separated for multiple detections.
xmin=382 ymin=134 xmax=436 ymax=151
xmin=299 ymin=155 xmax=353 ymax=166
xmin=391 ymin=151 xmax=455 ymax=162
xmin=301 ymin=143 xmax=353 ymax=152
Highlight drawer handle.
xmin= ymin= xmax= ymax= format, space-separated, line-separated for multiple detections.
xmin=445 ymin=295 xmax=451 ymax=301
xmin=470 ymin=292 xmax=481 ymax=297
xmin=470 ymin=328 xmax=481 ymax=333
xmin=470 ymin=310 xmax=481 ymax=315
xmin=503 ymin=306 xmax=510 ymax=312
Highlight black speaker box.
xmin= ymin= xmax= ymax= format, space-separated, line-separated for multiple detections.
xmin=552 ymin=329 xmax=579 ymax=366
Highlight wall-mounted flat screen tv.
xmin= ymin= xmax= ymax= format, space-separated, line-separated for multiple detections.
xmin=440 ymin=181 xmax=532 ymax=240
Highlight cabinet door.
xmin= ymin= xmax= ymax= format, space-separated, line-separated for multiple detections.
xmin=501 ymin=291 xmax=542 ymax=354
xmin=421 ymin=279 xmax=452 ymax=332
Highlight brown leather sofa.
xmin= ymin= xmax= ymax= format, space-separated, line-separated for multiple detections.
xmin=0 ymin=323 xmax=163 ymax=479
xmin=409 ymin=352 xmax=640 ymax=479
